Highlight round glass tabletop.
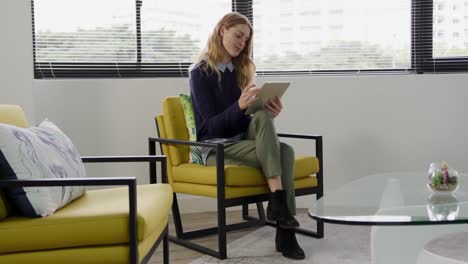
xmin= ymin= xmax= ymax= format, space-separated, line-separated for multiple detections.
xmin=308 ymin=172 xmax=468 ymax=225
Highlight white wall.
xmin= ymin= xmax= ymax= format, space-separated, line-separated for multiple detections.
xmin=4 ymin=0 xmax=468 ymax=212
xmin=34 ymin=74 xmax=468 ymax=212
xmin=0 ymin=0 xmax=34 ymax=120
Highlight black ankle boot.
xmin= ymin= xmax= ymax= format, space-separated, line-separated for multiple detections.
xmin=268 ymin=190 xmax=299 ymax=229
xmin=276 ymin=227 xmax=305 ymax=260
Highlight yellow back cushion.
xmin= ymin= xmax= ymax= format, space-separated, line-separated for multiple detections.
xmin=161 ymin=97 xmax=190 ymax=166
xmin=0 ymin=104 xmax=29 ymax=220
xmin=0 ymin=105 xmax=29 ymax=128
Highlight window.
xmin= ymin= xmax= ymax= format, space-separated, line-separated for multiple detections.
xmin=31 ymin=0 xmax=468 ymax=78
xmin=300 ymin=10 xmax=321 ymax=16
xmin=280 ymin=12 xmax=293 ymax=17
xmin=300 ymin=26 xmax=321 ymax=31
xmin=34 ymin=0 xmax=137 ymax=77
xmin=329 ymin=9 xmax=343 ymax=15
xmin=32 ymin=0 xmax=232 ymax=78
xmin=253 ymin=0 xmax=411 ymax=73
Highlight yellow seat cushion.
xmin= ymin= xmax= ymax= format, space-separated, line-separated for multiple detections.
xmin=0 ymin=184 xmax=173 ymax=254
xmin=173 ymin=176 xmax=317 ymax=198
xmin=172 ymin=155 xmax=319 ymax=186
xmin=0 ymin=215 xmax=168 ymax=264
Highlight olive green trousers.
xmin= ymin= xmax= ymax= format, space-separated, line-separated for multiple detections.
xmin=207 ymin=109 xmax=296 ymax=215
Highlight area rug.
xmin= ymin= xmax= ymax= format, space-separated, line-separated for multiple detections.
xmin=189 ymin=214 xmax=371 ymax=264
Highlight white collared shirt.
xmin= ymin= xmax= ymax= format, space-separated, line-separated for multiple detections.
xmin=217 ymin=62 xmax=234 ymax=73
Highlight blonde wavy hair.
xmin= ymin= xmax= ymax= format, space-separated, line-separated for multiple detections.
xmin=196 ymin=12 xmax=255 ymax=90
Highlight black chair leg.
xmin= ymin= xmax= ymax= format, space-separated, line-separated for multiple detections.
xmin=168 ymin=195 xmax=265 ymax=259
xmin=242 ymin=204 xmax=249 ymax=220
xmin=163 ymin=228 xmax=169 ymax=264
xmin=242 ymin=202 xmax=266 ymax=223
xmin=256 ymin=202 xmax=266 ymax=222
xmin=217 ymin=201 xmax=227 ymax=259
xmin=171 ymin=193 xmax=184 ymax=238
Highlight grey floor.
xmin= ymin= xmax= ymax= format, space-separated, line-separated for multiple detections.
xmin=149 ymin=209 xmax=268 ymax=264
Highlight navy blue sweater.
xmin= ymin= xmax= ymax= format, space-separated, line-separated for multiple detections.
xmin=189 ymin=62 xmax=251 ymax=141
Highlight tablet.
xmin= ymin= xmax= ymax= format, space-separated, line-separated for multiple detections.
xmin=245 ymin=82 xmax=290 ymax=115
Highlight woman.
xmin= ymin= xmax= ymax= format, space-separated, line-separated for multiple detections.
xmin=189 ymin=12 xmax=305 ymax=260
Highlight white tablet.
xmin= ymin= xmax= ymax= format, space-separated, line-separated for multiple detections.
xmin=245 ymin=82 xmax=290 ymax=115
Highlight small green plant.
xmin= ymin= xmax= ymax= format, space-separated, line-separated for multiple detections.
xmin=433 ymin=171 xmax=442 ymax=186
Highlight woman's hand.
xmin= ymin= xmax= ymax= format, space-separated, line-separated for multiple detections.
xmin=238 ymin=84 xmax=261 ymax=110
xmin=265 ymin=96 xmax=282 ymax=118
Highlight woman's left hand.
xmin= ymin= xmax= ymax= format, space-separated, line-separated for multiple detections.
xmin=265 ymin=96 xmax=282 ymax=118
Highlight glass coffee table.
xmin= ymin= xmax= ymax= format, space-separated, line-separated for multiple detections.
xmin=308 ymin=172 xmax=468 ymax=264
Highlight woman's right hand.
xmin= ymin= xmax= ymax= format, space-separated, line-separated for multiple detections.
xmin=238 ymin=84 xmax=261 ymax=110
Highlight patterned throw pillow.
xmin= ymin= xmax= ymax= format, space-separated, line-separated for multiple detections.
xmin=0 ymin=119 xmax=86 ymax=217
xmin=179 ymin=94 xmax=203 ymax=164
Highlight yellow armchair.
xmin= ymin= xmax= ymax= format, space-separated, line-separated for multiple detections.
xmin=0 ymin=105 xmax=172 ymax=264
xmin=149 ymin=96 xmax=324 ymax=259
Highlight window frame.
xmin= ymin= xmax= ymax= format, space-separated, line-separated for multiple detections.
xmin=31 ymin=0 xmax=468 ymax=79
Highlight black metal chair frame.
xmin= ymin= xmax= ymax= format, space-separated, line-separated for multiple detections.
xmin=0 ymin=155 xmax=168 ymax=264
xmin=149 ymin=132 xmax=324 ymax=260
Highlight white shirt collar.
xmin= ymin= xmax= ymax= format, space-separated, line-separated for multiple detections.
xmin=217 ymin=62 xmax=234 ymax=73
xmin=201 ymin=56 xmax=234 ymax=72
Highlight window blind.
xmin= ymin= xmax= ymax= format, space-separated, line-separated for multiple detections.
xmin=33 ymin=0 xmax=137 ymax=78
xmin=32 ymin=0 xmax=232 ymax=78
xmin=32 ymin=0 xmax=468 ymax=78
xmin=412 ymin=0 xmax=432 ymax=72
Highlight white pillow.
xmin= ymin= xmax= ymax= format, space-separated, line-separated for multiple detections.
xmin=0 ymin=119 xmax=86 ymax=217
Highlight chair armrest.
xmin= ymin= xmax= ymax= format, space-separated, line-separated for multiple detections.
xmin=278 ymin=133 xmax=324 ymax=197
xmin=277 ymin=133 xmax=322 ymax=140
xmin=0 ymin=177 xmax=139 ymax=264
xmin=148 ymin=137 xmax=226 ymax=199
xmin=81 ymin=155 xmax=165 ymax=163
xmin=81 ymin=155 xmax=167 ymax=185
xmin=148 ymin=137 xmax=220 ymax=148
xmin=0 ymin=177 xmax=135 ymax=188
xmin=148 ymin=137 xmax=224 ymax=185
xmin=277 ymin=133 xmax=322 ymax=160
